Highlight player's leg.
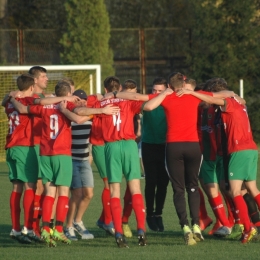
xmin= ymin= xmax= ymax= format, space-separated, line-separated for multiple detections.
xmin=122 ymin=184 xmax=133 ymax=237
xmin=73 ymin=160 xmax=94 ymax=239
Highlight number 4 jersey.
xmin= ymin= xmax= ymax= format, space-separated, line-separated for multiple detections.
xmin=100 ymin=98 xmax=143 ymax=142
xmin=28 ymin=101 xmax=76 ymax=156
xmin=5 ymin=97 xmax=35 ymax=149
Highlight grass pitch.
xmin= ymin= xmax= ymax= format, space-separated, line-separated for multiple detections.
xmin=0 ymin=161 xmax=260 ymax=260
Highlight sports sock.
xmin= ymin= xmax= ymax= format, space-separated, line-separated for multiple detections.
xmin=23 ymin=189 xmax=35 ymax=230
xmin=32 ymin=194 xmax=41 ymax=231
xmin=10 ymin=191 xmax=22 ymax=231
xmin=110 ymin=197 xmax=123 ymax=234
xmin=209 ymin=193 xmax=231 ymax=227
xmin=102 ymin=188 xmax=112 ymax=225
xmin=253 ymin=193 xmax=260 ymax=210
xmin=99 ymin=209 xmax=105 ymax=223
xmin=233 ymin=195 xmax=251 ymax=232
xmin=122 ymin=186 xmax=132 ymax=223
xmin=198 ymin=187 xmax=208 ymax=219
xmin=222 ymin=192 xmax=236 ymax=225
xmin=243 ymin=193 xmax=260 ymax=225
xmin=132 ymin=193 xmax=146 ymax=231
xmin=42 ymin=196 xmax=55 ymax=232
xmin=55 ymin=196 xmax=69 ymax=232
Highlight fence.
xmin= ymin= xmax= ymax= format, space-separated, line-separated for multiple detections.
xmin=0 ymin=27 xmax=190 ymax=92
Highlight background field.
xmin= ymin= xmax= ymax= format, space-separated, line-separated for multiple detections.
xmin=0 ymin=161 xmax=260 ymax=260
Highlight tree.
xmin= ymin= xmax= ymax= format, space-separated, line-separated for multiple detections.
xmin=60 ymin=0 xmax=114 ymax=81
xmin=186 ymin=0 xmax=260 ymax=142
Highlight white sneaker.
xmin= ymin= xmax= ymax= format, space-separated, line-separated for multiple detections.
xmin=64 ymin=227 xmax=78 ymax=241
xmin=213 ymin=226 xmax=232 ymax=237
xmin=73 ymin=221 xmax=94 ymax=239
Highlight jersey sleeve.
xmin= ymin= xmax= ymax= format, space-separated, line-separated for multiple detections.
xmin=148 ymin=93 xmax=157 ymax=100
xmin=66 ymin=101 xmax=76 ymax=111
xmin=28 ymin=104 xmax=43 ymax=117
xmin=87 ymin=95 xmax=98 ymax=108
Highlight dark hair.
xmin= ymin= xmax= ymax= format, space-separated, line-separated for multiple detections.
xmin=28 ymin=66 xmax=47 ymax=78
xmin=55 ymin=81 xmax=71 ymax=97
xmin=168 ymin=72 xmax=185 ymax=90
xmin=204 ymin=78 xmax=228 ymax=92
xmin=194 ymin=82 xmax=205 ymax=91
xmin=16 ymin=74 xmax=35 ymax=91
xmin=104 ymin=76 xmax=121 ymax=92
xmin=152 ymin=77 xmax=168 ymax=88
xmin=123 ymin=79 xmax=137 ymax=90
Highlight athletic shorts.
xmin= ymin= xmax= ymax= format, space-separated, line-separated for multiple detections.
xmin=199 ymin=156 xmax=224 ymax=184
xmin=71 ymin=159 xmax=94 ymax=189
xmin=34 ymin=145 xmax=42 ymax=179
xmin=6 ymin=146 xmax=38 ymax=183
xmin=40 ymin=155 xmax=72 ymax=186
xmin=105 ymin=140 xmax=140 ymax=183
xmin=92 ymin=145 xmax=107 ymax=179
xmin=228 ymin=150 xmax=258 ymax=181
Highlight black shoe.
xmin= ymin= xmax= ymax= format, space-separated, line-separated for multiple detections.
xmin=137 ymin=229 xmax=147 ymax=246
xmin=155 ymin=216 xmax=164 ymax=232
xmin=146 ymin=216 xmax=159 ymax=232
xmin=115 ymin=233 xmax=129 ymax=248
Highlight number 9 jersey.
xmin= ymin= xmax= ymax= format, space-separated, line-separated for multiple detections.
xmin=28 ymin=101 xmax=76 ymax=156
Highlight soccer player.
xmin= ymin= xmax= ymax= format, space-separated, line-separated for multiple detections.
xmin=141 ymin=77 xmax=169 ymax=232
xmin=6 ymin=74 xmax=39 ymax=244
xmin=76 ymin=76 xmax=148 ymax=248
xmin=177 ymin=85 xmax=260 ymax=243
xmin=64 ymin=88 xmax=94 ymax=241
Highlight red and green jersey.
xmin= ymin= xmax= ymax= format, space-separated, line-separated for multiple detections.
xmin=149 ymin=91 xmax=212 ymax=142
xmin=198 ymin=105 xmax=217 ymax=161
xmin=100 ymin=98 xmax=143 ymax=142
xmin=221 ymin=97 xmax=257 ymax=154
xmin=86 ymin=95 xmax=105 ymax=146
xmin=28 ymin=101 xmax=76 ymax=156
xmin=5 ymin=97 xmax=35 ymax=149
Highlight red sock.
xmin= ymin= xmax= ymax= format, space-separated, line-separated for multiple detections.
xmin=10 ymin=191 xmax=22 ymax=231
xmin=42 ymin=196 xmax=55 ymax=232
xmin=222 ymin=193 xmax=236 ymax=225
xmin=32 ymin=194 xmax=41 ymax=231
xmin=132 ymin=194 xmax=146 ymax=231
xmin=122 ymin=186 xmax=132 ymax=223
xmin=102 ymin=188 xmax=112 ymax=225
xmin=198 ymin=187 xmax=208 ymax=219
xmin=23 ymin=189 xmax=35 ymax=230
xmin=110 ymin=197 xmax=123 ymax=234
xmin=233 ymin=195 xmax=251 ymax=232
xmin=209 ymin=193 xmax=231 ymax=227
xmin=55 ymin=196 xmax=69 ymax=232
xmin=254 ymin=193 xmax=260 ymax=210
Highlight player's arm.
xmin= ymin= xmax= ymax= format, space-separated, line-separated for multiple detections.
xmin=143 ymin=88 xmax=173 ymax=111
xmin=2 ymin=90 xmax=23 ymax=107
xmin=9 ymin=97 xmax=29 ymax=114
xmin=34 ymin=95 xmax=80 ymax=105
xmin=177 ymin=89 xmax=225 ymax=106
xmin=103 ymin=91 xmax=149 ymax=101
xmin=74 ymin=104 xmax=120 ymax=116
xmin=213 ymin=90 xmax=246 ymax=104
xmin=59 ymin=101 xmax=91 ymax=124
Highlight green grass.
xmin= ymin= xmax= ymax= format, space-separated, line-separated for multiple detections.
xmin=0 ymin=161 xmax=260 ymax=260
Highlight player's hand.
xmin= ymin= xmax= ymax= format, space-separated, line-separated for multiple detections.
xmin=101 ymin=104 xmax=120 ymax=115
xmin=163 ymin=88 xmax=174 ymax=96
xmin=64 ymin=95 xmax=81 ymax=103
xmin=101 ymin=92 xmax=114 ymax=100
xmin=58 ymin=100 xmax=67 ymax=112
xmin=176 ymin=88 xmax=192 ymax=97
xmin=9 ymin=90 xmax=23 ymax=98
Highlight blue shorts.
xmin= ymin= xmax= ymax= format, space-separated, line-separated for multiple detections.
xmin=71 ymin=159 xmax=94 ymax=189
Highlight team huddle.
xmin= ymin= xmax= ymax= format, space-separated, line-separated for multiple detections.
xmin=3 ymin=66 xmax=260 ymax=248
